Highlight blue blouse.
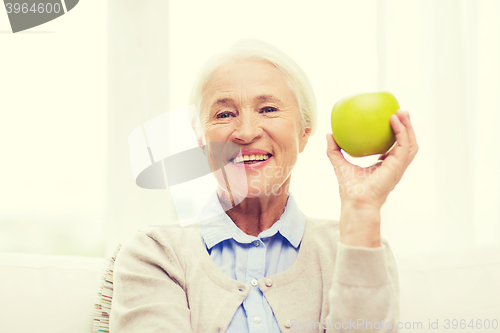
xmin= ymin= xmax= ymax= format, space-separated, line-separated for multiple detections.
xmin=197 ymin=190 xmax=305 ymax=333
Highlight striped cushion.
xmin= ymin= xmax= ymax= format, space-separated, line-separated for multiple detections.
xmin=93 ymin=244 xmax=122 ymax=333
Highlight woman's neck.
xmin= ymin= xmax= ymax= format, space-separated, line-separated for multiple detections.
xmin=217 ymin=184 xmax=290 ymax=237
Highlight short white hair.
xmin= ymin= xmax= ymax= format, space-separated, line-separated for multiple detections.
xmin=189 ymin=39 xmax=318 ymax=140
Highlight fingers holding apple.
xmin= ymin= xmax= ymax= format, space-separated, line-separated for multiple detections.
xmin=382 ymin=109 xmax=418 ymax=175
xmin=397 ymin=110 xmax=419 ymax=165
xmin=325 ymin=131 xmax=350 ymax=170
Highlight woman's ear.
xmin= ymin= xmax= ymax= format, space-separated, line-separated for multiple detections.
xmin=189 ymin=104 xmax=207 ymax=150
xmin=190 ymin=117 xmax=207 ymax=154
xmin=198 ymin=138 xmax=208 ymax=156
xmin=196 ymin=131 xmax=208 ymax=156
xmin=299 ymin=127 xmax=311 ymax=153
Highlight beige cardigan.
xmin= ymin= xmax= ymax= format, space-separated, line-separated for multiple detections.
xmin=109 ymin=216 xmax=400 ymax=332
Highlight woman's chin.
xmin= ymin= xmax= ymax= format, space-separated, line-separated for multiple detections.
xmin=215 ymin=174 xmax=289 ymax=206
xmin=240 ymin=182 xmax=288 ymax=199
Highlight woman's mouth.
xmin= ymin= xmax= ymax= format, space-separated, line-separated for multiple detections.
xmin=230 ymin=153 xmax=272 ymax=166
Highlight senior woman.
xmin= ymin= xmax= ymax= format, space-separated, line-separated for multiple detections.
xmin=110 ymin=39 xmax=418 ymax=333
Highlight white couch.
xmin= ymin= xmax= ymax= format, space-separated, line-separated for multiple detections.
xmin=1 ymin=246 xmax=499 ymax=333
xmin=0 ymin=252 xmax=105 ymax=333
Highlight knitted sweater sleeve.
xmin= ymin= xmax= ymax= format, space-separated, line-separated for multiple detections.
xmin=109 ymin=230 xmax=194 ymax=333
xmin=325 ymin=239 xmax=400 ymax=332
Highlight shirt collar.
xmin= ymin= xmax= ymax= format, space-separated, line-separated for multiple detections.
xmin=197 ymin=189 xmax=305 ymax=250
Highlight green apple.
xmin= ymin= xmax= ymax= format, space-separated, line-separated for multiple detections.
xmin=331 ymin=91 xmax=399 ymax=157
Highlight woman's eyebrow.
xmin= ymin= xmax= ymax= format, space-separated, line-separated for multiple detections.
xmin=255 ymin=95 xmax=284 ymax=105
xmin=210 ymin=98 xmax=233 ymax=110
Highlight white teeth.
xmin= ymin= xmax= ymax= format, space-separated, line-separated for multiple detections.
xmin=232 ymin=154 xmax=271 ymax=163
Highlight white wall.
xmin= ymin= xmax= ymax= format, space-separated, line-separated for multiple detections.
xmin=0 ymin=1 xmax=107 ymax=256
xmin=377 ymin=0 xmax=500 ymax=255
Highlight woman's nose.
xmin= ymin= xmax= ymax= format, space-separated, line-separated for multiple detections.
xmin=232 ymin=112 xmax=263 ymax=143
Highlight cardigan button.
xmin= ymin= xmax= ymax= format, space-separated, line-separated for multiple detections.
xmin=265 ymin=278 xmax=273 ymax=287
xmin=285 ymin=320 xmax=291 ymax=328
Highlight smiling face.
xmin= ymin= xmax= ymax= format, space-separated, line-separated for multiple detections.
xmin=199 ymin=59 xmax=311 ymax=201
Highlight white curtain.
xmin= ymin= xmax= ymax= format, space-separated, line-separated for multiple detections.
xmin=377 ymin=0 xmax=500 ymax=255
xmin=106 ymin=0 xmax=175 ymax=257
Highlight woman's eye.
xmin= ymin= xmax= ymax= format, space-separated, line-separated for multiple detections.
xmin=261 ymin=107 xmax=278 ymax=113
xmin=216 ymin=112 xmax=234 ymax=119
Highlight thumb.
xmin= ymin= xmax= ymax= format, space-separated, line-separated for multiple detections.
xmin=326 ymin=133 xmax=347 ymax=168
